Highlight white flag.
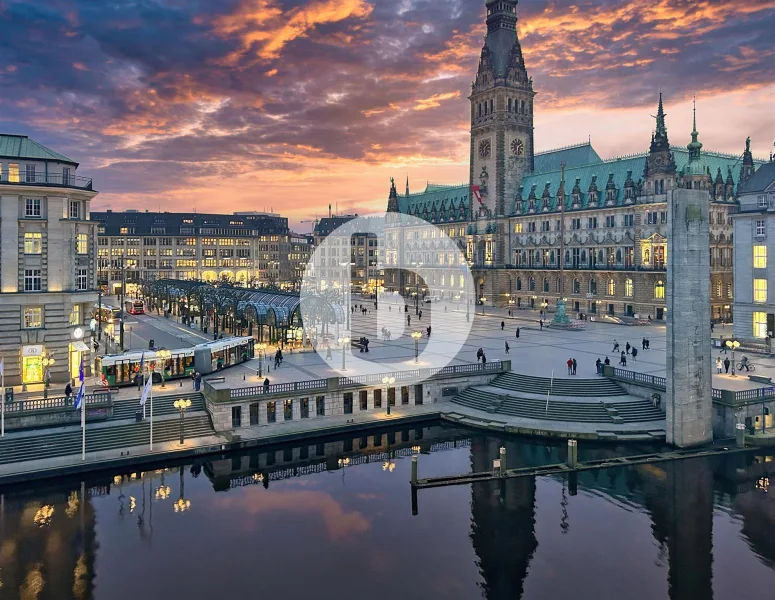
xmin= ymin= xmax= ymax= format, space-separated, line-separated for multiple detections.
xmin=140 ymin=374 xmax=152 ymax=406
xmin=0 ymin=356 xmax=4 ymax=377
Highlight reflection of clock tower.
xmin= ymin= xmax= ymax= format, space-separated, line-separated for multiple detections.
xmin=470 ymin=0 xmax=535 ymax=219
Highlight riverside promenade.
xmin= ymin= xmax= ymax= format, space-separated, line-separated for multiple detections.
xmin=2 ymin=302 xmax=774 ymax=485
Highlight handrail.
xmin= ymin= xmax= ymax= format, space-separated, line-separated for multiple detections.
xmin=0 ymin=169 xmax=93 ymax=190
xmin=3 ymin=392 xmax=112 ymax=414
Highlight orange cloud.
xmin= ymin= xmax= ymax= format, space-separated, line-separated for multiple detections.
xmin=72 ymin=62 xmax=89 ymax=71
xmin=413 ymin=91 xmax=461 ymax=111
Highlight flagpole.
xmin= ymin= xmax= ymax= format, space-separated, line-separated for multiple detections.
xmin=150 ymin=378 xmax=154 ymax=451
xmin=81 ymin=388 xmax=86 ymax=461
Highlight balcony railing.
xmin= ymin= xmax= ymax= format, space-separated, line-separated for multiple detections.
xmin=474 ymin=263 xmax=664 ymax=272
xmin=0 ymin=170 xmax=93 ymax=190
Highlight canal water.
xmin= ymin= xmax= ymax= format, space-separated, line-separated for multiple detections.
xmin=0 ymin=424 xmax=773 ymax=600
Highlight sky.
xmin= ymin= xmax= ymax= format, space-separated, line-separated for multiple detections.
xmin=1 ymin=0 xmax=774 ymax=230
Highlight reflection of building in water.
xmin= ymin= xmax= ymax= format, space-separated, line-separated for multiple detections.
xmin=469 ymin=436 xmax=537 ymax=599
xmin=203 ymin=424 xmax=471 ymax=491
xmin=0 ymin=485 xmax=97 ymax=599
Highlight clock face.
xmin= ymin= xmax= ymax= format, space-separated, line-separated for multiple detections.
xmin=511 ymin=138 xmax=524 ymax=156
xmin=478 ymin=139 xmax=491 ymax=159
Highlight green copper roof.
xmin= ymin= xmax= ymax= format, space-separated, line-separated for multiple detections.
xmin=0 ymin=134 xmax=78 ymax=165
xmin=534 ymin=142 xmax=603 ymax=173
xmin=398 ymin=183 xmax=469 ymax=222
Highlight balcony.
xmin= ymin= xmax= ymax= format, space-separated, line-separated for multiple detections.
xmin=0 ymin=170 xmax=94 ymax=191
xmin=485 ymin=263 xmax=666 ymax=272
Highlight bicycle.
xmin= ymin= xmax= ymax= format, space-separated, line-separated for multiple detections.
xmin=736 ymin=362 xmax=755 ymax=372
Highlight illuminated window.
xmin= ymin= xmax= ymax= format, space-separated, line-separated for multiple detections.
xmin=655 ymin=280 xmax=665 ymax=299
xmin=754 ymin=279 xmax=767 ymax=303
xmin=120 ymin=227 xmax=128 ymax=234
xmin=607 ymin=279 xmax=616 ymax=296
xmin=754 ymin=245 xmax=767 ymax=268
xmin=625 ymin=278 xmax=633 ymax=298
xmin=69 ymin=304 xmax=81 ymax=325
xmin=8 ymin=163 xmax=19 ymax=183
xmin=23 ymin=307 xmax=42 ymax=329
xmin=77 ymin=233 xmax=88 ymax=254
xmin=753 ymin=312 xmax=767 ymax=338
xmin=514 ymin=223 xmax=523 ymax=233
xmin=24 ymin=232 xmax=42 ymax=254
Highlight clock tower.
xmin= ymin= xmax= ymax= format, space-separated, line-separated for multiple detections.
xmin=470 ymin=0 xmax=535 ymax=219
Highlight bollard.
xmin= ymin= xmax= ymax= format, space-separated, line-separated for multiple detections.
xmin=736 ymin=422 xmax=746 ymax=448
xmin=411 ymin=455 xmax=418 ymax=485
xmin=567 ymin=439 xmax=578 ymax=469
xmin=179 ymin=380 xmax=183 ymax=387
xmin=499 ymin=446 xmax=507 ymax=478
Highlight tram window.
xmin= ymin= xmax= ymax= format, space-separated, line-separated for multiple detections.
xmin=106 ymin=365 xmax=116 ymax=377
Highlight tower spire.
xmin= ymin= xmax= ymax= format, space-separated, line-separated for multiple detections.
xmin=405 ymin=175 xmax=409 ymax=197
xmin=687 ymin=96 xmax=703 ymax=161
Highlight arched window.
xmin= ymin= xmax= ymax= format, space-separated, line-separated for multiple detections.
xmin=581 ymin=250 xmax=587 ymax=264
xmin=625 ymin=278 xmax=633 ymax=297
xmin=655 ymin=280 xmax=665 ymax=299
xmin=459 ymin=275 xmax=464 ymax=288
xmin=528 ymin=277 xmax=535 ymax=291
xmin=521 ymin=100 xmax=525 ymax=114
xmin=589 ymin=279 xmax=597 ymax=295
xmin=490 ymin=99 xmax=494 ymax=113
xmin=616 ymin=249 xmax=622 ymax=264
xmin=550 ymin=250 xmax=555 ymax=265
xmin=543 ymin=278 xmax=549 ymax=293
xmin=508 ymin=98 xmax=512 ymax=113
xmin=607 ymin=279 xmax=616 ymax=296
xmin=478 ymin=103 xmax=482 ymax=118
xmin=598 ymin=249 xmax=604 ymax=264
xmin=516 ymin=277 xmax=522 ymax=291
xmin=573 ymin=278 xmax=581 ymax=294
xmin=565 ymin=250 xmax=570 ymax=266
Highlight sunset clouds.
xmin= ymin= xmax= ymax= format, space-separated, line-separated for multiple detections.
xmin=1 ymin=0 xmax=773 ymax=224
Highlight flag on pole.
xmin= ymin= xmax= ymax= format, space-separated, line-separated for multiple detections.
xmin=472 ymin=185 xmax=483 ymax=205
xmin=74 ymin=381 xmax=85 ymax=410
xmin=140 ymin=374 xmax=152 ymax=406
xmin=0 ymin=356 xmax=4 ymax=377
xmin=139 ymin=351 xmax=145 ymax=375
xmin=78 ymin=354 xmax=84 ymax=383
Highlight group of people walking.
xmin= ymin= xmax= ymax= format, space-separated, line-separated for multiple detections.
xmin=611 ymin=339 xmax=643 ymax=364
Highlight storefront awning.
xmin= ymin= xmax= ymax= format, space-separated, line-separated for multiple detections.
xmin=71 ymin=341 xmax=90 ymax=352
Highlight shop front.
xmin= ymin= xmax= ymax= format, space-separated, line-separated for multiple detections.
xmin=69 ymin=340 xmax=90 ymax=381
xmin=21 ymin=344 xmax=44 ymax=384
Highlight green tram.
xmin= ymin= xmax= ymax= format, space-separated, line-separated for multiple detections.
xmin=96 ymin=336 xmax=254 ymax=386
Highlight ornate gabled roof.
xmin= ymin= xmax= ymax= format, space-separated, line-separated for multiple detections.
xmin=394 ymin=182 xmax=469 ymax=222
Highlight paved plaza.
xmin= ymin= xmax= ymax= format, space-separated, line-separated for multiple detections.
xmin=130 ymin=298 xmax=772 ymax=396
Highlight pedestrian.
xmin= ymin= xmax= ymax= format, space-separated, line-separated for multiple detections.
xmin=596 ymin=358 xmax=602 ymax=374
xmin=620 ymin=351 xmax=627 ymax=367
xmin=540 ymin=320 xmax=543 ymax=330
xmin=631 ymin=347 xmax=638 ymax=361
xmin=711 ymin=322 xmax=714 ymax=333
xmin=612 ymin=339 xmax=619 ymax=353
xmin=642 ymin=338 xmax=647 ymax=350
xmin=481 ymin=353 xmax=487 ymax=365
xmin=476 ymin=348 xmax=483 ymax=362
xmin=195 ymin=372 xmax=202 ymax=391
xmin=716 ymin=356 xmax=723 ymax=374
xmin=516 ymin=327 xmax=520 ymax=339
xmin=645 ymin=338 xmax=650 ymax=350
xmin=263 ymin=377 xmax=270 ymax=391
xmin=501 ymin=320 xmax=505 ymax=331
xmin=567 ymin=358 xmax=573 ymax=375
xmin=626 ymin=342 xmax=631 ymax=355
xmin=505 ymin=341 xmax=510 ymax=354
xmin=419 ymin=309 xmax=423 ymax=320
xmin=407 ymin=315 xmax=411 ymax=326
xmin=191 ymin=372 xmax=196 ymax=390
xmin=426 ymin=326 xmax=431 ymax=337
xmin=572 ymin=358 xmax=577 ymax=375
xmin=65 ymin=382 xmax=73 ymax=404
xmin=325 ymin=345 xmax=332 ymax=360
xmin=724 ymin=357 xmax=730 ymax=374
xmin=604 ymin=356 xmax=610 ymax=366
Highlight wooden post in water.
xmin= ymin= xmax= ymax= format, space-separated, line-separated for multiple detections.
xmin=567 ymin=439 xmax=578 ymax=469
xmin=411 ymin=455 xmax=418 ymax=485
xmin=735 ymin=422 xmax=746 ymax=448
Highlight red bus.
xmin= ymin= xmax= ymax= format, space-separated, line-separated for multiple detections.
xmin=125 ymin=300 xmax=145 ymax=315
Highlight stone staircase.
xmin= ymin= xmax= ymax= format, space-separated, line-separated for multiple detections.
xmin=0 ymin=413 xmax=215 ymax=466
xmin=489 ymin=372 xmax=626 ymax=397
xmin=111 ymin=392 xmax=206 ymax=421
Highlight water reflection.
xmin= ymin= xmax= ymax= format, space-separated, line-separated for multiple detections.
xmin=0 ymin=426 xmax=773 ymax=600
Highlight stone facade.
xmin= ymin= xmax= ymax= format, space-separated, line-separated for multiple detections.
xmin=666 ymin=187 xmax=713 ymax=447
xmin=0 ymin=134 xmax=99 ymax=386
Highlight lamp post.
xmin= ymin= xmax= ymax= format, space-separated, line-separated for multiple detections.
xmin=411 ymin=331 xmax=422 ymax=363
xmin=41 ymin=354 xmax=55 ymax=399
xmin=339 ymin=337 xmax=350 ymax=371
xmin=255 ymin=342 xmax=267 ymax=377
xmin=97 ymin=289 xmax=103 ymax=342
xmin=173 ymin=398 xmax=192 ymax=444
xmin=726 ymin=340 xmax=740 ymax=377
xmin=382 ymin=375 xmax=395 ymax=415
xmin=156 ymin=349 xmax=171 ymax=387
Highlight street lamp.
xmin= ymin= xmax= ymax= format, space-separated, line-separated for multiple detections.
xmin=156 ymin=349 xmax=171 ymax=387
xmin=382 ymin=375 xmax=395 ymax=415
xmin=41 ymin=354 xmax=55 ymax=398
xmin=254 ymin=342 xmax=267 ymax=377
xmin=339 ymin=337 xmax=350 ymax=370
xmin=726 ymin=340 xmax=740 ymax=377
xmin=173 ymin=398 xmax=192 ymax=444
xmin=411 ymin=331 xmax=422 ymax=363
